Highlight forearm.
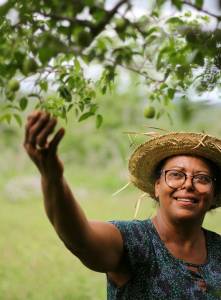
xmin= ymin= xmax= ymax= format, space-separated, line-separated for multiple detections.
xmin=24 ymin=111 xmax=124 ymax=273
xmin=41 ymin=175 xmax=91 ymax=251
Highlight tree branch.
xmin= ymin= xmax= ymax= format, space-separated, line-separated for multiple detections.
xmin=106 ymin=58 xmax=165 ymax=83
xmin=37 ymin=11 xmax=93 ymax=28
xmin=37 ymin=0 xmax=129 ymax=47
xmin=182 ymin=1 xmax=221 ymax=20
xmin=91 ymin=0 xmax=129 ymax=37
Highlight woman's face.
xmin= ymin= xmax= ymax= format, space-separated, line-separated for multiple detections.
xmin=154 ymin=155 xmax=216 ymax=222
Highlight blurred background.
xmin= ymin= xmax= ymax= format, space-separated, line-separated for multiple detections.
xmin=1 ymin=73 xmax=221 ymax=300
xmin=1 ymin=0 xmax=221 ymax=299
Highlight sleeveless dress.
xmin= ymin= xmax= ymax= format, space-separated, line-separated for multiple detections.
xmin=107 ymin=219 xmax=221 ymax=300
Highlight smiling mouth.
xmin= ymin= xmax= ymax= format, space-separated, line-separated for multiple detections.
xmin=175 ymin=197 xmax=198 ymax=204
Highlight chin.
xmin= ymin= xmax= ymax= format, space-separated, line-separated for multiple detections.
xmin=171 ymin=208 xmax=207 ymax=222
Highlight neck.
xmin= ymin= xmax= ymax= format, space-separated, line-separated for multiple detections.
xmin=152 ymin=210 xmax=204 ymax=245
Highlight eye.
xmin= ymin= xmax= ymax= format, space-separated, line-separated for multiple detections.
xmin=194 ymin=174 xmax=212 ymax=184
xmin=168 ymin=170 xmax=184 ymax=179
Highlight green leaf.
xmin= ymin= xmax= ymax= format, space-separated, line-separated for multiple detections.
xmin=91 ymin=8 xmax=106 ymax=23
xmin=79 ymin=102 xmax=84 ymax=112
xmin=145 ymin=34 xmax=161 ymax=45
xmin=145 ymin=26 xmax=160 ymax=37
xmin=5 ymin=90 xmax=15 ymax=101
xmin=168 ymin=88 xmax=176 ymax=99
xmin=5 ymin=104 xmax=20 ymax=111
xmin=74 ymin=58 xmax=81 ymax=73
xmin=171 ymin=0 xmax=182 ymax=10
xmin=28 ymin=93 xmax=41 ymax=99
xmin=58 ymin=86 xmax=72 ymax=102
xmin=193 ymin=51 xmax=204 ymax=66
xmin=13 ymin=113 xmax=22 ymax=127
xmin=186 ymin=31 xmax=198 ymax=43
xmin=67 ymin=103 xmax=74 ymax=112
xmin=21 ymin=58 xmax=38 ymax=75
xmin=166 ymin=17 xmax=185 ymax=26
xmin=156 ymin=47 xmax=170 ymax=70
xmin=75 ymin=108 xmax=79 ymax=117
xmin=0 ymin=2 xmax=13 ymax=17
xmin=156 ymin=109 xmax=165 ymax=119
xmin=160 ymin=83 xmax=168 ymax=90
xmin=156 ymin=0 xmax=165 ymax=7
xmin=76 ymin=30 xmax=92 ymax=48
xmin=195 ymin=0 xmax=203 ymax=8
xmin=19 ymin=97 xmax=28 ymax=111
xmin=101 ymin=85 xmax=107 ymax=94
xmin=89 ymin=104 xmax=98 ymax=114
xmin=39 ymin=80 xmax=48 ymax=92
xmin=96 ymin=114 xmax=103 ymax=128
xmin=151 ymin=10 xmax=159 ymax=18
xmin=38 ymin=33 xmax=66 ymax=64
xmin=0 ymin=113 xmax=11 ymax=124
xmin=78 ymin=111 xmax=94 ymax=122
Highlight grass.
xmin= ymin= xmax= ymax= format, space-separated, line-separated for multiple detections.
xmin=0 ymin=160 xmax=157 ymax=300
xmin=0 ymin=193 xmax=106 ymax=300
xmin=2 ymin=165 xmax=221 ymax=300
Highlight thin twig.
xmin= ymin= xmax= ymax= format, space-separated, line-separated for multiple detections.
xmin=182 ymin=1 xmax=221 ymax=20
xmin=91 ymin=0 xmax=129 ymax=37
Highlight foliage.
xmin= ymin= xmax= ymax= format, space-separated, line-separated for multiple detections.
xmin=0 ymin=0 xmax=221 ymax=126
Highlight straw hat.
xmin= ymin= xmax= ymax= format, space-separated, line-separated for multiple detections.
xmin=129 ymin=132 xmax=221 ymax=206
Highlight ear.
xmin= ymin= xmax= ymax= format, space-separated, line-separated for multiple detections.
xmin=155 ymin=178 xmax=160 ymax=199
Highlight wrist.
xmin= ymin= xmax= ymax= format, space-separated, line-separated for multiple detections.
xmin=41 ymin=173 xmax=64 ymax=187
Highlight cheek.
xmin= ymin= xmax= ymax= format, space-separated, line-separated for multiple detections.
xmin=155 ymin=178 xmax=170 ymax=198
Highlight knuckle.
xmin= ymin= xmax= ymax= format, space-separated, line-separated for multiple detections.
xmin=36 ymin=136 xmax=40 ymax=144
xmin=28 ymin=110 xmax=39 ymax=119
xmin=40 ymin=113 xmax=49 ymax=123
xmin=50 ymin=119 xmax=57 ymax=128
xmin=36 ymin=136 xmax=43 ymax=145
xmin=29 ymin=127 xmax=35 ymax=135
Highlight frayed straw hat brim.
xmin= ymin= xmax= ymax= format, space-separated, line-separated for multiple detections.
xmin=129 ymin=132 xmax=221 ymax=206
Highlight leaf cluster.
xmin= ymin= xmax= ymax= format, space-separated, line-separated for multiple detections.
xmin=0 ymin=0 xmax=221 ymax=126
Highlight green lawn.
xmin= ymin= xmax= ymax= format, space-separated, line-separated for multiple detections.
xmin=1 ymin=176 xmax=221 ymax=300
xmin=0 ymin=167 xmax=156 ymax=300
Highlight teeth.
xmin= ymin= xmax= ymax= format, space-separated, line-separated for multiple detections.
xmin=176 ymin=198 xmax=196 ymax=203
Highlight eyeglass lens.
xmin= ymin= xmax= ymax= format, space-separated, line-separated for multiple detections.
xmin=165 ymin=170 xmax=213 ymax=192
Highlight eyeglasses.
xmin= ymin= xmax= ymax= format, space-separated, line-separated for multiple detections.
xmin=161 ymin=169 xmax=216 ymax=192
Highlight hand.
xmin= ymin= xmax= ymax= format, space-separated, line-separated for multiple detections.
xmin=24 ymin=111 xmax=65 ymax=180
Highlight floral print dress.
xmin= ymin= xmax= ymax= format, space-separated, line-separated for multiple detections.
xmin=107 ymin=219 xmax=221 ymax=299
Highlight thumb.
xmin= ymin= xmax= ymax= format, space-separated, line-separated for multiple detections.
xmin=48 ymin=128 xmax=65 ymax=154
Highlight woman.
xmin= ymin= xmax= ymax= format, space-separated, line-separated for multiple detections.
xmin=24 ymin=111 xmax=221 ymax=299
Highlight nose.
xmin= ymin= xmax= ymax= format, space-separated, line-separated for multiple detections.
xmin=181 ymin=176 xmax=195 ymax=191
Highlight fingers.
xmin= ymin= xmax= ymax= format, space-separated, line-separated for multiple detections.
xmin=24 ymin=111 xmax=41 ymax=145
xmin=48 ymin=128 xmax=65 ymax=154
xmin=36 ymin=118 xmax=57 ymax=147
xmin=24 ymin=111 xmax=63 ymax=152
xmin=26 ymin=112 xmax=51 ymax=146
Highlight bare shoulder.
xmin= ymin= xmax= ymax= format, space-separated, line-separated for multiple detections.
xmin=90 ymin=220 xmax=123 ymax=241
xmin=89 ymin=221 xmax=132 ymax=286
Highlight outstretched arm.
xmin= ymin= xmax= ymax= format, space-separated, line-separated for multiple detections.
xmin=24 ymin=111 xmax=125 ymax=273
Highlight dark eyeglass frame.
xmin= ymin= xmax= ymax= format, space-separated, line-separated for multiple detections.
xmin=161 ymin=169 xmax=216 ymax=190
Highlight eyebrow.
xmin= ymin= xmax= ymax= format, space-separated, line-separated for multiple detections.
xmin=167 ymin=166 xmax=211 ymax=174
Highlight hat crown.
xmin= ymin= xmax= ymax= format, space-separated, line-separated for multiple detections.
xmin=129 ymin=132 xmax=221 ymax=207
